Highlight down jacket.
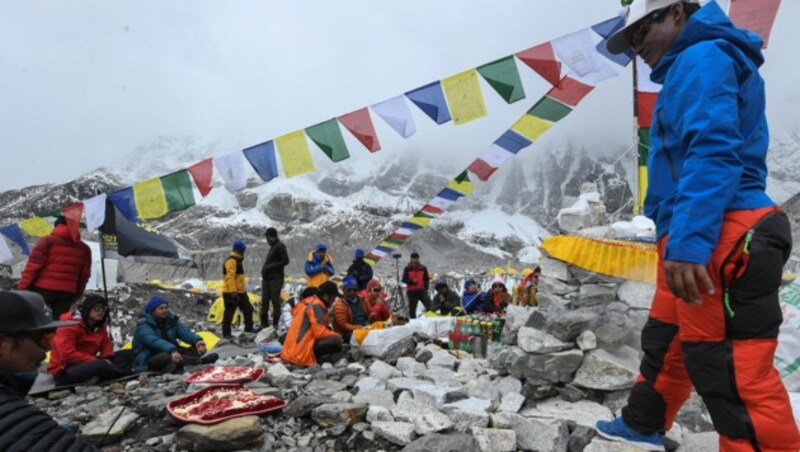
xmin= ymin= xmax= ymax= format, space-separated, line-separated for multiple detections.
xmin=131 ymin=310 xmax=203 ymax=368
xmin=0 ymin=370 xmax=95 ymax=451
xmin=18 ymin=224 xmax=91 ymax=297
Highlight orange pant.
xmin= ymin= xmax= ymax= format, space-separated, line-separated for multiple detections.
xmin=622 ymin=207 xmax=800 ymax=451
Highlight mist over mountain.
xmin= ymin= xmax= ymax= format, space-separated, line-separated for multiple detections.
xmin=2 ymin=132 xmax=799 ymax=280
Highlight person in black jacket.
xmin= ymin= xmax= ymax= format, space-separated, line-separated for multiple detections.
xmin=346 ymin=249 xmax=373 ymax=291
xmin=260 ymin=227 xmax=290 ymax=329
xmin=0 ymin=290 xmax=96 ymax=451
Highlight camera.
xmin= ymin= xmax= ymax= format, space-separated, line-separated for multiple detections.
xmin=392 ymin=253 xmax=402 ymax=260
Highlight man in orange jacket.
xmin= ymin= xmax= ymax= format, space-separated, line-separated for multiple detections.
xmin=281 ymin=281 xmax=343 ymax=366
xmin=332 ymin=276 xmax=373 ymax=342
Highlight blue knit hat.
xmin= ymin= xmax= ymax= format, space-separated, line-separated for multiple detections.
xmin=233 ymin=240 xmax=246 ymax=253
xmin=342 ymin=276 xmax=358 ymax=289
xmin=315 ymin=243 xmax=327 ymax=252
xmin=354 ymin=249 xmax=365 ymax=258
xmin=145 ymin=296 xmax=168 ymax=313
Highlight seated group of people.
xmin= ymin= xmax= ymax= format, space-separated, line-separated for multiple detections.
xmin=280 ymin=276 xmax=391 ymax=367
xmin=47 ymin=293 xmax=218 ymax=386
xmin=426 ymin=276 xmax=511 ymax=316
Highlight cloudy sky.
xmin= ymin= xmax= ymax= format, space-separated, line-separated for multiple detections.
xmin=1 ymin=0 xmax=798 ymax=191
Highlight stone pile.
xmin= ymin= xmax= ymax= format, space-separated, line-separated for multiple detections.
xmin=29 ymin=256 xmax=719 ymax=451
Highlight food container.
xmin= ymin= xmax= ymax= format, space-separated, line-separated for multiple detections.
xmin=184 ymin=366 xmax=265 ymax=384
xmin=167 ymin=383 xmax=286 ymax=424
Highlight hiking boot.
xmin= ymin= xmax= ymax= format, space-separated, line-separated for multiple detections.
xmin=595 ymin=417 xmax=664 ymax=451
xmin=201 ymin=353 xmax=219 ymax=364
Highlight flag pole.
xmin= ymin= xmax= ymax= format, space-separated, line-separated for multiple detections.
xmin=97 ymin=192 xmax=109 ymax=301
xmin=632 ymin=56 xmax=640 ymax=216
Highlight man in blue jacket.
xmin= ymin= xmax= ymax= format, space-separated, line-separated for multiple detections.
xmin=598 ymin=1 xmax=799 ymax=450
xmin=132 ymin=296 xmax=218 ymax=372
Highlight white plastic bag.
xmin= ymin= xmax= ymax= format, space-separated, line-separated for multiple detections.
xmin=777 ymin=280 xmax=800 ymax=391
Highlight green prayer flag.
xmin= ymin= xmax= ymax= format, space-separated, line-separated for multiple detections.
xmin=527 ymin=96 xmax=572 ymax=122
xmin=305 ymin=119 xmax=351 ymax=162
xmin=477 ymin=56 xmax=526 ymax=104
xmin=454 ymin=170 xmax=470 ymax=183
xmin=638 ymin=128 xmax=650 ymax=163
xmin=160 ymin=169 xmax=196 ymax=213
xmin=386 ymin=238 xmax=404 ymax=246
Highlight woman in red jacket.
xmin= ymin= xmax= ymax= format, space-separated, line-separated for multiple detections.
xmin=48 ymin=294 xmax=129 ymax=385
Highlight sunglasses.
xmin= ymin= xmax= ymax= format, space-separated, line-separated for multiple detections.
xmin=371 ymin=287 xmax=382 ymax=292
xmin=25 ymin=331 xmax=56 ymax=349
xmin=630 ymin=6 xmax=671 ymax=47
xmin=492 ymin=284 xmax=504 ymax=288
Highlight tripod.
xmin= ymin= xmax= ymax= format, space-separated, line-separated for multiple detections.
xmin=389 ymin=255 xmax=408 ymax=318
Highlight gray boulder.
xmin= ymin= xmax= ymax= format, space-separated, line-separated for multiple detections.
xmin=572 ymin=348 xmax=639 ymax=391
xmin=310 ymin=403 xmax=368 ymax=428
xmin=175 ymin=416 xmax=263 ymax=452
xmin=371 ymin=421 xmax=417 ymax=446
xmin=518 ymin=327 xmax=574 ymax=354
xmin=401 ymin=433 xmax=481 ymax=452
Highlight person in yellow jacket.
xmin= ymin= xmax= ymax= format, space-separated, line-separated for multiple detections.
xmin=304 ymin=243 xmax=334 ymax=288
xmin=281 ymin=281 xmax=343 ymax=366
xmin=222 ymin=240 xmax=254 ymax=338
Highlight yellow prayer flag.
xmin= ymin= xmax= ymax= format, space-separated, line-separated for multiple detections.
xmin=19 ymin=217 xmax=53 ymax=237
xmin=511 ymin=114 xmax=553 ymax=141
xmin=276 ymin=130 xmax=315 ymax=178
xmin=408 ymin=216 xmax=433 ymax=227
xmin=637 ymin=167 xmax=648 ymax=215
xmin=379 ymin=241 xmax=399 ymax=250
xmin=442 ymin=69 xmax=488 ymax=125
xmin=133 ymin=178 xmax=169 ymax=220
xmin=447 ymin=179 xmax=475 ymax=196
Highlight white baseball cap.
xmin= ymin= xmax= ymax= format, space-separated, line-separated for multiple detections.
xmin=606 ymin=0 xmax=699 ymax=54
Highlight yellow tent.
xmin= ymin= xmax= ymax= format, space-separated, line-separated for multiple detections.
xmin=207 ymin=293 xmax=262 ymax=324
xmin=522 ymin=268 xmax=534 ymax=276
xmin=120 ymin=330 xmax=221 ymax=351
xmin=491 ymin=267 xmax=505 ymax=275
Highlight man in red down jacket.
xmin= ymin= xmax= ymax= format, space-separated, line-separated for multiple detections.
xmin=48 ymin=294 xmax=129 ymax=385
xmin=18 ymin=216 xmax=92 ymax=320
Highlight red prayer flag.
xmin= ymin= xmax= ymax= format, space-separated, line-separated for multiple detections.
xmin=516 ymin=42 xmax=562 ymax=87
xmin=467 ymin=158 xmax=497 ymax=182
xmin=546 ymin=77 xmax=594 ymax=107
xmin=61 ymin=203 xmax=84 ymax=242
xmin=338 ymin=108 xmax=382 ymax=152
xmin=729 ymin=0 xmax=781 ymax=48
xmin=188 ymin=158 xmax=214 ymax=197
xmin=421 ymin=204 xmax=444 ymax=215
xmin=636 ymin=91 xmax=658 ymax=128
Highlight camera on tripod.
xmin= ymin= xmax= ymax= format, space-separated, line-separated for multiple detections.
xmin=392 ymin=252 xmax=402 ymax=260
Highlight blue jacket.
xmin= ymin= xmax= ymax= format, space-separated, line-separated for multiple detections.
xmin=132 ymin=310 xmax=203 ymax=368
xmin=645 ymin=1 xmax=773 ymax=265
xmin=462 ymin=291 xmax=494 ymax=314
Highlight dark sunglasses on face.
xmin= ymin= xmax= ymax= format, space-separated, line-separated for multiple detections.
xmin=492 ymin=284 xmax=504 ymax=288
xmin=630 ymin=6 xmax=670 ymax=47
xmin=372 ymin=288 xmax=382 ymax=292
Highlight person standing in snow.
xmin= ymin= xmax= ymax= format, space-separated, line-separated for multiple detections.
xmin=18 ymin=215 xmax=92 ymax=321
xmin=402 ymin=252 xmax=431 ymax=318
xmin=346 ymin=249 xmax=373 ymax=291
xmin=222 ymin=240 xmax=254 ymax=338
xmin=261 ymin=227 xmax=289 ymax=330
xmin=597 ymin=1 xmax=799 ymax=450
xmin=305 ymin=243 xmax=335 ymax=288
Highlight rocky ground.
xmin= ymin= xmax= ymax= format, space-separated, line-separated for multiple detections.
xmin=3 ymin=257 xmax=722 ymax=452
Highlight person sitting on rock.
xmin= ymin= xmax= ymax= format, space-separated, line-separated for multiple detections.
xmin=430 ymin=278 xmax=461 ymax=316
xmin=132 ymin=296 xmax=218 ymax=372
xmin=462 ymin=278 xmax=485 ymax=314
xmin=487 ymin=277 xmax=511 ymax=313
xmin=332 ymin=276 xmax=374 ymax=342
xmin=346 ymin=249 xmax=373 ymax=291
xmin=281 ymin=281 xmax=343 ymax=366
xmin=0 ymin=290 xmax=95 ymax=450
xmin=364 ymin=279 xmax=390 ymax=322
xmin=48 ymin=294 xmax=131 ymax=385
xmin=304 ymin=243 xmax=335 ymax=288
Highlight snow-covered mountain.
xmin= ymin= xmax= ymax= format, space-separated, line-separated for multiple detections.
xmin=2 ymin=132 xmax=799 ymax=279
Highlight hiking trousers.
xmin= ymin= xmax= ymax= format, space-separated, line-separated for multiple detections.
xmin=262 ymin=277 xmax=283 ymax=329
xmin=622 ymin=207 xmax=800 ymax=451
xmin=222 ymin=293 xmax=254 ymax=337
xmin=407 ymin=289 xmax=431 ymax=319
